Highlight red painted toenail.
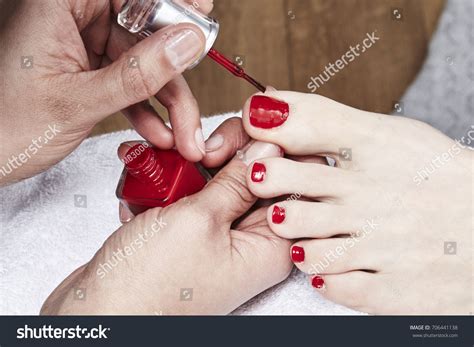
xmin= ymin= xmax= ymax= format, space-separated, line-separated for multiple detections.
xmin=251 ymin=162 xmax=266 ymax=183
xmin=249 ymin=95 xmax=289 ymax=129
xmin=311 ymin=276 xmax=325 ymax=289
xmin=291 ymin=246 xmax=305 ymax=263
xmin=272 ymin=205 xmax=286 ymax=224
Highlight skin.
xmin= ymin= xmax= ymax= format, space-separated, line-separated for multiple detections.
xmin=0 ymin=0 xmax=214 ymax=186
xmin=41 ymin=119 xmax=293 ymax=315
xmin=242 ymin=91 xmax=473 ymax=315
xmin=1 ymin=0 xmax=294 ymax=314
xmin=3 ymin=1 xmax=470 ymax=315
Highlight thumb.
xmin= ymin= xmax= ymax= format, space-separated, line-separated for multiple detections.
xmin=195 ymin=141 xmax=283 ymax=224
xmin=72 ymin=24 xmax=205 ymax=122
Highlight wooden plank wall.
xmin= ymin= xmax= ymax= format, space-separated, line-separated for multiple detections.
xmin=91 ymin=0 xmax=445 ymax=136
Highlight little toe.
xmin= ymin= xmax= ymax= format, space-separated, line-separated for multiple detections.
xmin=311 ymin=271 xmax=376 ymax=313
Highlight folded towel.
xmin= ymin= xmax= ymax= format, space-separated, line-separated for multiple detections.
xmin=0 ymin=111 xmax=359 ymax=315
xmin=0 ymin=0 xmax=471 ymax=315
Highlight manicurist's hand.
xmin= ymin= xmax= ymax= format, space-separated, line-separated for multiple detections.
xmin=40 ymin=121 xmax=292 ymax=315
xmin=0 ymin=0 xmax=214 ymax=186
xmin=241 ymin=91 xmax=473 ymax=314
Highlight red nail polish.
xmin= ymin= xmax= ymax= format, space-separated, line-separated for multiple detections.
xmin=249 ymin=95 xmax=289 ymax=129
xmin=291 ymin=246 xmax=305 ymax=263
xmin=116 ymin=144 xmax=210 ymax=217
xmin=272 ymin=205 xmax=286 ymax=224
xmin=312 ymin=276 xmax=325 ymax=289
xmin=251 ymin=162 xmax=266 ymax=183
xmin=208 ymin=49 xmax=266 ymax=92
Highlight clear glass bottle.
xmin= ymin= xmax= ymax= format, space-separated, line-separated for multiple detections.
xmin=117 ymin=0 xmax=219 ymax=68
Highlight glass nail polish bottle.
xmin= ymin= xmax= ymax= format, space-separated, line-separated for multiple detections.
xmin=117 ymin=0 xmax=266 ymax=91
xmin=116 ymin=143 xmax=210 ymax=216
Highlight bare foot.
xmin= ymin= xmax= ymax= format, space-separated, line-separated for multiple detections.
xmin=242 ymin=91 xmax=473 ymax=315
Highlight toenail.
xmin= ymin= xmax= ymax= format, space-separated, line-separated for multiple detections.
xmin=249 ymin=95 xmax=290 ymax=129
xmin=291 ymin=246 xmax=305 ymax=263
xmin=272 ymin=205 xmax=286 ymax=224
xmin=251 ymin=162 xmax=266 ymax=183
xmin=311 ymin=276 xmax=325 ymax=289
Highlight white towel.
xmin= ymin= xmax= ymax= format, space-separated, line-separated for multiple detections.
xmin=0 ymin=111 xmax=359 ymax=315
xmin=1 ymin=0 xmax=471 ymax=315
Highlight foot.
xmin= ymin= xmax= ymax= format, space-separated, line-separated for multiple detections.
xmin=242 ymin=91 xmax=473 ymax=314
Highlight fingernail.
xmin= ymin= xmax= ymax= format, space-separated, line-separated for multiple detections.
xmin=195 ymin=128 xmax=206 ymax=155
xmin=241 ymin=141 xmax=282 ymax=165
xmin=165 ymin=29 xmax=203 ymax=69
xmin=291 ymin=246 xmax=305 ymax=263
xmin=272 ymin=205 xmax=286 ymax=224
xmin=119 ymin=202 xmax=134 ymax=224
xmin=118 ymin=142 xmax=149 ymax=163
xmin=205 ymin=134 xmax=224 ymax=153
xmin=311 ymin=276 xmax=325 ymax=289
xmin=249 ymin=95 xmax=289 ymax=129
xmin=251 ymin=162 xmax=266 ymax=183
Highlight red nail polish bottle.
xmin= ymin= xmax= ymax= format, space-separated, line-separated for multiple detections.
xmin=116 ymin=143 xmax=210 ymax=216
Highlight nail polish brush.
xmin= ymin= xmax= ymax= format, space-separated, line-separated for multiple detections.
xmin=207 ymin=48 xmax=266 ymax=92
xmin=118 ymin=0 xmax=266 ymax=92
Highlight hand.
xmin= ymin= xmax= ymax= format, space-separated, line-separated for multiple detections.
xmin=240 ymin=91 xmax=472 ymax=314
xmin=0 ymin=0 xmax=213 ymax=186
xmin=117 ymin=116 xmax=258 ymax=222
xmin=40 ymin=120 xmax=292 ymax=315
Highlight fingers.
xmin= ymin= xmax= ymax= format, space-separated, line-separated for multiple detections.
xmin=79 ymin=2 xmax=110 ymax=70
xmin=119 ymin=202 xmax=135 ymax=224
xmin=122 ymin=101 xmax=174 ymax=149
xmin=201 ymin=117 xmax=251 ymax=168
xmin=115 ymin=114 xmax=251 ymax=169
xmin=187 ymin=0 xmax=214 ymax=14
xmin=117 ymin=142 xmax=143 ymax=224
xmin=117 ymin=141 xmax=144 ymax=161
xmin=267 ymin=201 xmax=356 ymax=239
xmin=106 ymin=24 xmax=203 ymax=160
xmin=194 ymin=141 xmax=282 ymax=224
xmin=246 ymin=157 xmax=356 ymax=200
xmin=105 ymin=22 xmax=139 ymax=61
xmin=156 ymin=76 xmax=204 ymax=161
xmin=71 ymin=23 xmax=206 ymax=123
xmin=112 ymin=0 xmax=214 ymax=16
xmin=242 ymin=91 xmax=380 ymax=157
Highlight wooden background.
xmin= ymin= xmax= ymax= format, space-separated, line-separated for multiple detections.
xmin=91 ymin=0 xmax=446 ymax=136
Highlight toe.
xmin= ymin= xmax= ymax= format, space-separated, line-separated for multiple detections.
xmin=311 ymin=271 xmax=375 ymax=312
xmin=267 ymin=201 xmax=359 ymax=239
xmin=242 ymin=91 xmax=379 ymax=157
xmin=246 ymin=158 xmax=356 ymax=200
xmin=291 ymin=238 xmax=376 ymax=275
